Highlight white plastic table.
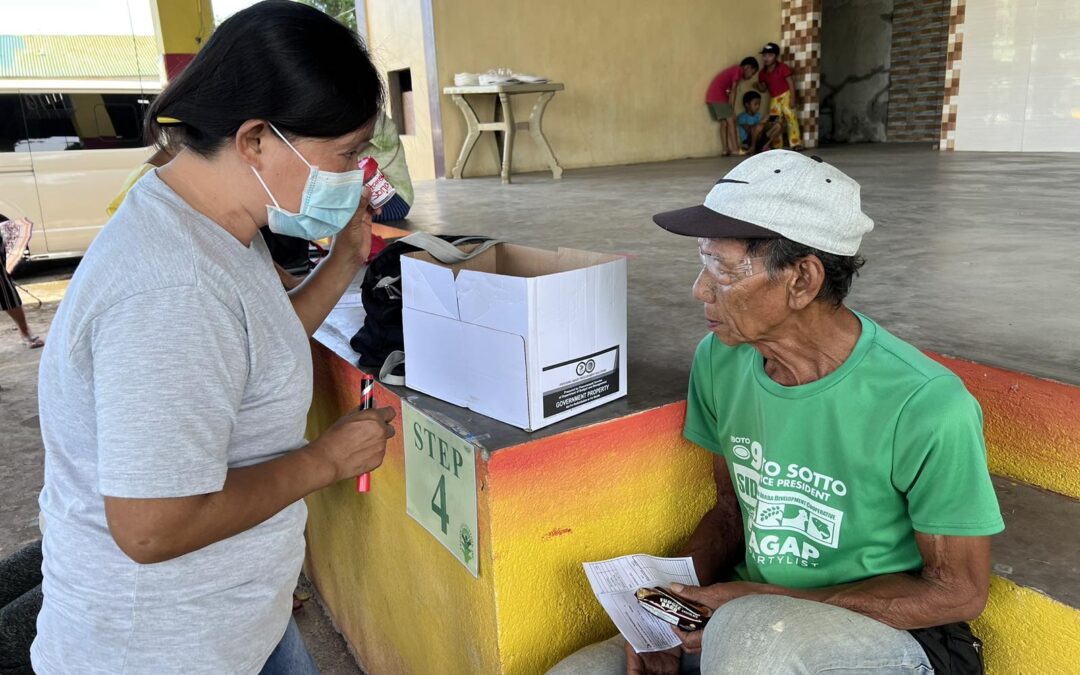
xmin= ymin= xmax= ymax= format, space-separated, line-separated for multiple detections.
xmin=443 ymin=83 xmax=564 ymax=183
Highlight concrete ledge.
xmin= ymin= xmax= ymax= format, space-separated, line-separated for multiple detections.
xmin=304 ymin=342 xmax=1080 ymax=673
xmin=975 ymin=576 xmax=1080 ymax=674
xmin=928 ymin=352 xmax=1080 ymax=499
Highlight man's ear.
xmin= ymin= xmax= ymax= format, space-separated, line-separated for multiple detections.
xmin=787 ymin=255 xmax=825 ymax=310
xmin=234 ymin=119 xmax=268 ymax=169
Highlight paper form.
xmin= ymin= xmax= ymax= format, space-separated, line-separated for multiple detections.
xmin=583 ymin=554 xmax=700 ymax=653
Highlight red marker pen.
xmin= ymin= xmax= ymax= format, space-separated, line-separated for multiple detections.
xmin=356 ymin=373 xmax=375 ymax=493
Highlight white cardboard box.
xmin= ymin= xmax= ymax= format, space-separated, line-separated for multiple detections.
xmin=401 ymin=243 xmax=627 ymax=431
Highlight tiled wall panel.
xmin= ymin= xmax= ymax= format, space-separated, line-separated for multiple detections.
xmin=949 ymin=0 xmax=1080 ymax=151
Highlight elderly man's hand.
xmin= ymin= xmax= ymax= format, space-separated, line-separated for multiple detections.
xmin=625 ymin=641 xmax=681 ymax=675
xmin=666 ymin=582 xmax=752 ymax=654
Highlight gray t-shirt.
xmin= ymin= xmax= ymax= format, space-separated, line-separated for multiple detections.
xmin=33 ymin=171 xmax=313 ymax=674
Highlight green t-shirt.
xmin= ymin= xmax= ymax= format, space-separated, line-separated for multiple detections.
xmin=684 ymin=312 xmax=1004 ymax=589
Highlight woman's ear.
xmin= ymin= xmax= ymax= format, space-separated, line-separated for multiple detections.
xmin=234 ymin=120 xmax=268 ymax=168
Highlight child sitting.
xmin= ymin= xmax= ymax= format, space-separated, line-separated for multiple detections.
xmin=737 ymin=91 xmax=781 ymax=155
xmin=705 ymin=57 xmax=760 ymax=156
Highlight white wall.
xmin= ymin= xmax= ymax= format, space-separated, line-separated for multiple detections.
xmin=954 ymin=0 xmax=1080 ymax=151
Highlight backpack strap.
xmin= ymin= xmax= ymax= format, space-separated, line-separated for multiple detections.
xmin=378 ymin=350 xmax=406 ymax=386
xmin=399 ymin=232 xmax=503 ymax=264
xmin=376 ymin=234 xmax=504 ymax=297
xmin=371 ymin=236 xmax=501 ymax=386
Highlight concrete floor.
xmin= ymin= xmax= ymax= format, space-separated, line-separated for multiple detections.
xmin=1 ymin=146 xmax=1077 ymax=671
xmin=407 ymin=144 xmax=1080 ymax=390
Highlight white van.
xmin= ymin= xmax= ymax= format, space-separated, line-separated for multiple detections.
xmin=0 ymin=80 xmax=159 ymax=261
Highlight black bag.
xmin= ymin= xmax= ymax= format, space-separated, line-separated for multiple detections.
xmin=908 ymin=622 xmax=985 ymax=675
xmin=349 ymin=234 xmax=500 ymax=375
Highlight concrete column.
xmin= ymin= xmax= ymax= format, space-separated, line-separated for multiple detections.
xmin=781 ymin=0 xmax=823 ymax=148
xmin=150 ymin=0 xmax=214 ymax=81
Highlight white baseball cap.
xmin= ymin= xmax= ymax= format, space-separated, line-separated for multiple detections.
xmin=653 ymin=151 xmax=874 ymax=256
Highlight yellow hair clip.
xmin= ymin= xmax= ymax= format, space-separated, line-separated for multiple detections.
xmin=156 ymin=116 xmax=183 ymax=125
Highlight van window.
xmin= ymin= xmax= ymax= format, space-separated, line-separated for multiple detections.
xmin=0 ymin=94 xmax=24 ymax=152
xmin=94 ymin=94 xmax=156 ymax=148
xmin=18 ymin=93 xmax=155 ymax=152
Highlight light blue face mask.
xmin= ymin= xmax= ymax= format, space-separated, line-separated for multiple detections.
xmin=251 ymin=123 xmax=364 ymax=240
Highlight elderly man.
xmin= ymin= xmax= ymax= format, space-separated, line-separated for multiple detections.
xmin=551 ymin=152 xmax=1003 ymax=675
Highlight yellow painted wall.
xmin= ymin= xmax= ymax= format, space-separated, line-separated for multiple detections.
xmin=431 ymin=0 xmax=782 ymax=176
xmin=305 ymin=340 xmax=1080 ymax=674
xmin=305 ymin=342 xmax=715 ymax=674
xmin=150 ymin=0 xmax=214 ymax=54
xmin=486 ymin=403 xmax=715 ymax=674
xmin=304 ymin=344 xmax=501 ymax=674
xmin=363 ymin=0 xmax=439 ymax=180
xmin=974 ymin=576 xmax=1080 ymax=674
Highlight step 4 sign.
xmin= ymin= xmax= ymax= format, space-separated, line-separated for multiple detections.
xmin=403 ymin=400 xmax=479 ymax=577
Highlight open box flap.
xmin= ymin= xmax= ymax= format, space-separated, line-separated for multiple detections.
xmin=554 ymin=247 xmax=626 ymax=271
xmin=456 ymin=271 xmax=531 ymax=336
xmin=401 ymin=256 xmax=462 ymax=319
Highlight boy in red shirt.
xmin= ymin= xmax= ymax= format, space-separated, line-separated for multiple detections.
xmin=756 ymin=42 xmax=803 ymax=150
xmin=705 ymin=57 xmax=759 ymax=156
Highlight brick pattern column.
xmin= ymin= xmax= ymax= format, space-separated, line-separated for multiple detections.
xmin=939 ymin=0 xmax=966 ymax=151
xmin=887 ymin=0 xmax=951 ymax=143
xmin=781 ymin=0 xmax=822 ymax=149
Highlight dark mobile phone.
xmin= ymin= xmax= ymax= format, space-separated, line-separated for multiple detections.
xmin=635 ymin=586 xmax=712 ymax=632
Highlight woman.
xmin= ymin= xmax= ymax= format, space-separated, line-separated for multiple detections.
xmin=1 ymin=220 xmax=44 ymax=349
xmin=32 ymin=3 xmax=394 ymax=673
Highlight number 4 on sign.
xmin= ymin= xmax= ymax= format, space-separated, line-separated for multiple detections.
xmin=403 ymin=400 xmax=480 ymax=577
xmin=431 ymin=475 xmax=449 ymax=534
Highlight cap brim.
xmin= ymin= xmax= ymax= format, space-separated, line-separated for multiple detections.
xmin=653 ymin=205 xmax=781 ymax=240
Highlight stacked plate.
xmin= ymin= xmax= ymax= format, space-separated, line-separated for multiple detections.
xmin=454 ymin=70 xmax=550 ymax=86
xmin=478 ymin=72 xmax=518 ymax=86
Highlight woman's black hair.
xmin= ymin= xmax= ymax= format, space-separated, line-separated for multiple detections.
xmin=740 ymin=56 xmax=760 ymax=71
xmin=146 ymin=0 xmax=383 ymax=156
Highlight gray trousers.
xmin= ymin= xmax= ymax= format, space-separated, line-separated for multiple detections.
xmin=548 ymin=595 xmax=933 ymax=675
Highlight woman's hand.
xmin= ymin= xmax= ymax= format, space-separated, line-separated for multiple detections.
xmin=331 ymin=187 xmax=374 ymax=266
xmin=303 ymin=406 xmax=396 ymax=484
xmin=104 ymin=405 xmax=397 ymax=565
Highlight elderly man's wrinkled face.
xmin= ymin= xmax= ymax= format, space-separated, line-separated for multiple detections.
xmin=692 ymin=238 xmax=790 ymax=346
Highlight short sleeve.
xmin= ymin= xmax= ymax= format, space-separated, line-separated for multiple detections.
xmin=684 ymin=336 xmax=722 ymax=454
xmin=892 ymin=376 xmax=1005 ymax=536
xmin=780 ymin=63 xmax=794 ymax=79
xmin=90 ymin=287 xmax=249 ymax=498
